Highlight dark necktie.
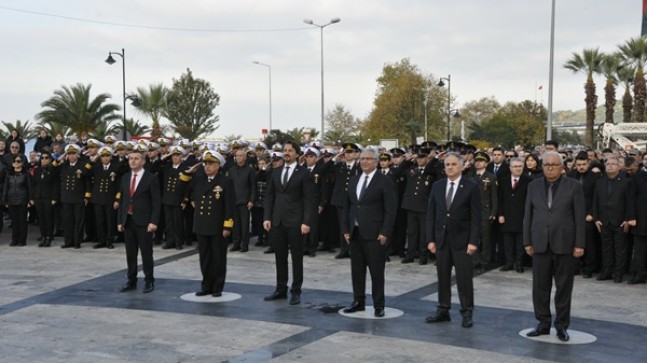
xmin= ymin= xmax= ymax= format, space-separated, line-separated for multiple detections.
xmin=547 ymin=183 xmax=554 ymax=209
xmin=208 ymin=177 xmax=214 ymax=183
xmin=446 ymin=181 xmax=455 ymax=210
xmin=494 ymin=165 xmax=499 ymax=175
xmin=512 ymin=178 xmax=518 ymax=190
xmin=358 ymin=175 xmax=369 ymax=200
xmin=282 ymin=166 xmax=290 ymax=186
xmin=128 ymin=173 xmax=137 ymax=214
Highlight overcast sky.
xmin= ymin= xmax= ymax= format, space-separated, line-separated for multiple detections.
xmin=0 ymin=0 xmax=642 ymax=140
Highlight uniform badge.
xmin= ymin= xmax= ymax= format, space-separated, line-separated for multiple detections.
xmin=110 ymin=172 xmax=116 ymax=182
xmin=425 ymin=181 xmax=429 ymax=186
xmin=482 ymin=179 xmax=490 ymax=190
xmin=314 ymin=173 xmax=319 ymax=184
xmin=75 ymin=169 xmax=82 ymax=179
xmin=214 ymin=185 xmax=223 ymax=199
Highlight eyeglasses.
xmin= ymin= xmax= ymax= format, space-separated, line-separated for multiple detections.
xmin=542 ymin=164 xmax=562 ymax=169
xmin=505 ymin=155 xmax=515 ymax=158
xmin=10 ymin=146 xmax=18 ymax=149
xmin=13 ymin=160 xmax=23 ymax=164
xmin=41 ymin=156 xmax=50 ymax=160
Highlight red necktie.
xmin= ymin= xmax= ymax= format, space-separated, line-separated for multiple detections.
xmin=128 ymin=173 xmax=137 ymax=214
xmin=512 ymin=178 xmax=518 ymax=190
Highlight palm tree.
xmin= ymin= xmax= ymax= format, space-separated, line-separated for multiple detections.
xmin=134 ymin=83 xmax=168 ymax=140
xmin=36 ymin=83 xmax=121 ymax=136
xmin=564 ymin=48 xmax=603 ymax=146
xmin=600 ymin=53 xmax=622 ymax=123
xmin=2 ymin=120 xmax=36 ymax=139
xmin=90 ymin=121 xmax=121 ymax=141
xmin=617 ymin=65 xmax=636 ymax=123
xmin=116 ymin=118 xmax=150 ymax=139
xmin=618 ymin=36 xmax=647 ymax=122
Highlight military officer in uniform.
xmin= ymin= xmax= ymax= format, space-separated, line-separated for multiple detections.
xmin=90 ymin=146 xmax=122 ymax=249
xmin=161 ymin=146 xmax=189 ymax=250
xmin=330 ymin=142 xmax=362 ymax=258
xmin=467 ymin=151 xmax=498 ymax=271
xmin=55 ymin=144 xmax=92 ymax=248
xmin=181 ymin=150 xmax=235 ymax=297
xmin=30 ymin=150 xmax=59 ymax=247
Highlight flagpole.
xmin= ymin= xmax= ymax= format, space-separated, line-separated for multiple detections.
xmin=546 ymin=0 xmax=555 ymax=141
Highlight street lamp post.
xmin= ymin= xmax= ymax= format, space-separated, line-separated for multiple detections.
xmin=253 ymin=61 xmax=272 ymax=133
xmin=438 ymin=74 xmax=452 ymax=141
xmin=105 ymin=48 xmax=139 ymax=141
xmin=303 ymin=17 xmax=340 ymax=141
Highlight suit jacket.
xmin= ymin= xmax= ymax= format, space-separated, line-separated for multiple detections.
xmin=426 ymin=177 xmax=481 ymax=250
xmin=523 ymin=176 xmax=585 ymax=254
xmin=568 ymin=169 xmax=601 ymax=214
xmin=497 ymin=174 xmax=530 ymax=232
xmin=30 ymin=165 xmax=59 ymax=201
xmin=591 ymin=175 xmax=635 ymax=227
xmin=632 ymin=170 xmax=647 ymax=237
xmin=117 ymin=169 xmax=161 ymax=227
xmin=342 ymin=171 xmax=397 ymax=240
xmin=263 ymin=163 xmax=316 ymax=228
xmin=487 ymin=161 xmax=510 ymax=179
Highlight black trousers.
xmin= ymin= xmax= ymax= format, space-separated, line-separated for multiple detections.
xmin=336 ymin=206 xmax=349 ymax=254
xmin=124 ymin=217 xmax=154 ymax=284
xmin=581 ymin=221 xmax=600 ymax=274
xmin=232 ymin=204 xmax=251 ymax=248
xmin=631 ymin=235 xmax=647 ymax=279
xmin=350 ymin=228 xmax=386 ymax=308
xmin=94 ymin=203 xmax=115 ymax=244
xmin=304 ymin=208 xmax=320 ymax=253
xmin=600 ymin=224 xmax=627 ymax=277
xmin=477 ymin=218 xmax=493 ymax=266
xmin=320 ymin=206 xmax=338 ymax=250
xmin=164 ymin=205 xmax=185 ymax=248
xmin=35 ymin=200 xmax=54 ymax=238
xmin=436 ymin=243 xmax=474 ymax=316
xmin=197 ymin=234 xmax=228 ymax=293
xmin=532 ymin=249 xmax=575 ymax=330
xmin=503 ymin=231 xmax=524 ymax=267
xmin=63 ymin=202 xmax=85 ymax=247
xmin=251 ymin=207 xmax=266 ymax=245
xmin=272 ymin=225 xmax=303 ymax=294
xmin=84 ymin=202 xmax=96 ymax=241
xmin=8 ymin=204 xmax=28 ymax=244
xmin=389 ymin=208 xmax=407 ymax=256
xmin=405 ymin=210 xmax=427 ymax=259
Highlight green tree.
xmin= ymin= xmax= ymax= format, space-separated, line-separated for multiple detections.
xmin=2 ymin=120 xmax=36 ymax=139
xmin=223 ymin=134 xmax=242 ymax=142
xmin=600 ymin=53 xmax=622 ymax=124
xmin=90 ymin=121 xmax=121 ymax=141
xmin=114 ymin=118 xmax=150 ymax=139
xmin=135 ymin=83 xmax=168 ymax=140
xmin=325 ymin=103 xmax=360 ymax=142
xmin=36 ymin=83 xmax=121 ymax=136
xmin=166 ymin=68 xmax=220 ymax=140
xmin=618 ymin=36 xmax=647 ymax=122
xmin=361 ymin=58 xmax=446 ymax=146
xmin=470 ymin=101 xmax=545 ymax=149
xmin=564 ymin=48 xmax=603 ymax=146
xmin=617 ymin=65 xmax=635 ymax=123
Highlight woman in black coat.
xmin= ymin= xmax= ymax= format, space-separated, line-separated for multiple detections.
xmin=3 ymin=154 xmax=31 ymax=246
xmin=523 ymin=153 xmax=543 ymax=179
xmin=5 ymin=129 xmax=26 ymax=155
xmin=30 ymin=150 xmax=59 ymax=247
xmin=34 ymin=130 xmax=53 ymax=153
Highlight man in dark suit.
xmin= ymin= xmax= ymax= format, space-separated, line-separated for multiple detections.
xmin=590 ymin=156 xmax=636 ymax=283
xmin=523 ymin=151 xmax=585 ymax=342
xmin=329 ymin=143 xmax=362 ymax=258
xmin=497 ymin=157 xmax=530 ymax=272
xmin=263 ymin=141 xmax=316 ymax=305
xmin=426 ymin=153 xmax=481 ymax=328
xmin=341 ymin=149 xmax=397 ymax=317
xmin=116 ymin=144 xmax=161 ymax=294
xmin=629 ymin=166 xmax=647 ymax=284
xmin=487 ymin=147 xmax=510 ymax=179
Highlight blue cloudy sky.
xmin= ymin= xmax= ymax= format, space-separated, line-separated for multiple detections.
xmin=0 ymin=0 xmax=641 ymax=139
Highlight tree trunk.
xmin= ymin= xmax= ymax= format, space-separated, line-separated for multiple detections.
xmin=604 ymin=79 xmax=616 ymax=123
xmin=633 ymin=67 xmax=646 ymax=122
xmin=584 ymin=76 xmax=597 ymax=147
xmin=623 ymin=88 xmax=633 ymax=123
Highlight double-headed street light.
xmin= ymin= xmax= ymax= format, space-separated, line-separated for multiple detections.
xmin=303 ymin=17 xmax=341 ymax=140
xmin=438 ymin=74 xmax=460 ymax=141
xmin=105 ymin=48 xmax=140 ymax=141
xmin=253 ymin=61 xmax=273 ymax=133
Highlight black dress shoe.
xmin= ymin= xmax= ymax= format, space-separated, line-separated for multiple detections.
xmin=516 ymin=267 xmax=524 ymax=273
xmin=556 ymin=328 xmax=569 ymax=342
xmin=597 ymin=274 xmax=612 ymax=281
xmin=143 ymin=282 xmax=154 ymax=293
xmin=308 ymin=250 xmax=317 ymax=257
xmin=419 ymin=258 xmax=428 ymax=265
xmin=289 ymin=294 xmax=301 ymax=305
xmin=175 ymin=245 xmax=183 ymax=250
xmin=342 ymin=301 xmax=366 ymax=313
xmin=61 ymin=243 xmax=73 ymax=249
xmin=162 ymin=244 xmax=174 ymax=250
xmin=212 ymin=292 xmax=222 ymax=297
xmin=401 ymin=257 xmax=414 ymax=264
xmin=106 ymin=243 xmax=114 ymax=249
xmin=374 ymin=307 xmax=385 ymax=317
xmin=628 ymin=277 xmax=646 ymax=284
xmin=229 ymin=245 xmax=241 ymax=252
xmin=614 ymin=276 xmax=623 ymax=283
xmin=264 ymin=291 xmax=287 ymax=301
xmin=120 ymin=283 xmax=137 ymax=292
xmin=73 ymin=244 xmax=81 ymax=249
xmin=263 ymin=248 xmax=275 ymax=254
xmin=526 ymin=326 xmax=550 ymax=337
xmin=195 ymin=290 xmax=212 ymax=296
xmin=254 ymin=241 xmax=264 ymax=247
xmin=93 ymin=242 xmax=106 ymax=249
xmin=9 ymin=241 xmax=17 ymax=247
xmin=582 ymin=272 xmax=593 ymax=278
xmin=425 ymin=311 xmax=451 ymax=323
xmin=462 ymin=316 xmax=473 ymax=328
xmin=240 ymin=246 xmax=249 ymax=253
xmin=499 ymin=265 xmax=513 ymax=271
xmin=335 ymin=253 xmax=349 ymax=259
xmin=43 ymin=238 xmax=52 ymax=247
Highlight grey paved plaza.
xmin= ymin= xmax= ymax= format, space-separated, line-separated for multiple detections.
xmin=1 ymin=225 xmax=645 ymax=362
